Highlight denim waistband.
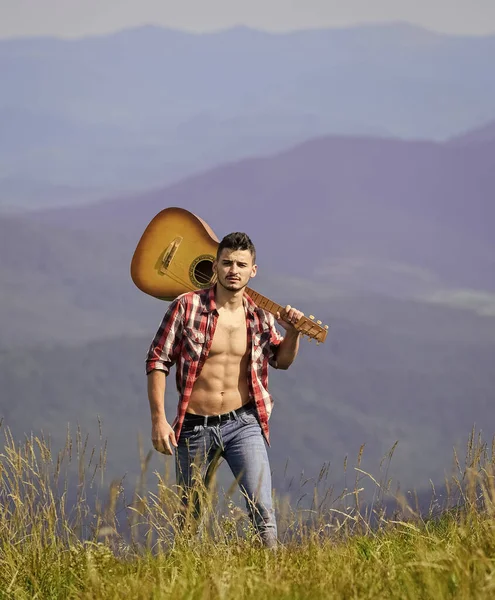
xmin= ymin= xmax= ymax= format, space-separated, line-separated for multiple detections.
xmin=183 ymin=402 xmax=255 ymax=427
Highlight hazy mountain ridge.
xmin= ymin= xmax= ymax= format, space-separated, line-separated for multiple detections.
xmin=2 ymin=122 xmax=495 ymax=504
xmin=0 ymin=129 xmax=493 ymax=352
xmin=25 ymin=134 xmax=495 ymax=290
xmin=1 ymin=23 xmax=494 ymax=210
xmin=449 ymin=119 xmax=495 ymax=146
xmin=1 ymin=300 xmax=494 ymax=501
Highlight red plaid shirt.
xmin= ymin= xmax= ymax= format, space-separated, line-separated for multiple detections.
xmin=146 ymin=285 xmax=284 ymax=444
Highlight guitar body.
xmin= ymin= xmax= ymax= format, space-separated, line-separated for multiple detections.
xmin=131 ymin=207 xmax=328 ymax=343
xmin=131 ymin=207 xmax=219 ymax=300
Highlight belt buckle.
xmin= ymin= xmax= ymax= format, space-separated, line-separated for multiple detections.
xmin=204 ymin=414 xmax=221 ymax=427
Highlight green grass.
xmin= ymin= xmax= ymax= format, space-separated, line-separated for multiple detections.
xmin=1 ymin=423 xmax=495 ymax=599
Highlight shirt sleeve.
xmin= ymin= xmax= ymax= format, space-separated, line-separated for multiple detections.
xmin=145 ymin=298 xmax=185 ymax=375
xmin=266 ymin=311 xmax=284 ymax=369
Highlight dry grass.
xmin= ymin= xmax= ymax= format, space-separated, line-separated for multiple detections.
xmin=1 ymin=421 xmax=495 ymax=599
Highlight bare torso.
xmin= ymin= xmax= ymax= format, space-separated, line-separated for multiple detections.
xmin=187 ymin=305 xmax=250 ymax=415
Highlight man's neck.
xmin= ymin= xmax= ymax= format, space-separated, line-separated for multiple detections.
xmin=215 ymin=284 xmax=245 ymax=312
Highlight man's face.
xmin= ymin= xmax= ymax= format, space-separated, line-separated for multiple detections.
xmin=213 ymin=248 xmax=257 ymax=292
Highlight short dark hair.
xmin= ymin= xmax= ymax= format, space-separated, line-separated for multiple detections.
xmin=216 ymin=232 xmax=256 ymax=264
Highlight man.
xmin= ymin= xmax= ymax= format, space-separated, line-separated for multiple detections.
xmin=146 ymin=232 xmax=303 ymax=548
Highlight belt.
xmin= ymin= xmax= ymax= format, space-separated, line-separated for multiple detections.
xmin=183 ymin=403 xmax=255 ymax=427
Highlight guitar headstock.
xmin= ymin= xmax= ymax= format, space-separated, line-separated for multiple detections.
xmin=296 ymin=314 xmax=329 ymax=344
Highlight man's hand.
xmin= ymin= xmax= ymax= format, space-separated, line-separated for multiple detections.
xmin=151 ymin=420 xmax=177 ymax=455
xmin=276 ymin=304 xmax=304 ymax=334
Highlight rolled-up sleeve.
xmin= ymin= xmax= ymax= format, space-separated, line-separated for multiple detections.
xmin=145 ymin=298 xmax=184 ymax=375
xmin=267 ymin=312 xmax=284 ymax=369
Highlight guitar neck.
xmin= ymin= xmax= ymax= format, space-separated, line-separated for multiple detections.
xmin=245 ymin=286 xmax=328 ymax=343
xmin=245 ymin=287 xmax=284 ymax=317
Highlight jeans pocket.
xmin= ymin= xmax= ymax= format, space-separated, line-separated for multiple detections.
xmin=180 ymin=423 xmax=205 ymax=441
xmin=238 ymin=410 xmax=258 ymax=426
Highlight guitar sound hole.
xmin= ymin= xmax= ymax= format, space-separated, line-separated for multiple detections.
xmin=193 ymin=259 xmax=214 ymax=287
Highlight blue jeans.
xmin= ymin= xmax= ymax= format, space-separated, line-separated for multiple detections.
xmin=175 ymin=405 xmax=277 ymax=547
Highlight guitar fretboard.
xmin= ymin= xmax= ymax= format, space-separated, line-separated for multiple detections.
xmin=245 ymin=287 xmax=284 ymax=316
xmin=245 ymin=286 xmax=328 ymax=343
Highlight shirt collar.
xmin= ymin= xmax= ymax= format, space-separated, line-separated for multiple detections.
xmin=242 ymin=290 xmax=257 ymax=316
xmin=201 ymin=285 xmax=217 ymax=314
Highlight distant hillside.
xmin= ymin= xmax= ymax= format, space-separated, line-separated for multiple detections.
xmin=449 ymin=119 xmax=495 ymax=146
xmin=2 ymin=127 xmax=495 ymax=508
xmin=0 ymin=132 xmax=493 ymax=350
xmin=1 ymin=23 xmax=495 ymax=210
xmin=1 ymin=297 xmax=495 ymax=502
xmin=0 ymin=175 xmax=106 ymax=213
xmin=29 ymin=135 xmax=495 ymax=293
xmin=0 ymin=215 xmax=153 ymax=347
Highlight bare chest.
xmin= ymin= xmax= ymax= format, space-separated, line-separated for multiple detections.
xmin=209 ymin=312 xmax=248 ymax=357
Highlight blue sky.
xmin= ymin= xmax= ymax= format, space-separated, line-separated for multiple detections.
xmin=1 ymin=0 xmax=495 ymax=38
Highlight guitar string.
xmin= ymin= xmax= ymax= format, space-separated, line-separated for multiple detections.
xmin=167 ymin=263 xmax=212 ymax=288
xmin=158 ymin=255 xmax=210 ymax=290
xmin=158 ymin=268 xmax=222 ymax=296
xmin=161 ymin=270 xmax=197 ymax=292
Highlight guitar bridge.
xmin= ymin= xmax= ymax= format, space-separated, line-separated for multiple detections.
xmin=159 ymin=236 xmax=183 ymax=273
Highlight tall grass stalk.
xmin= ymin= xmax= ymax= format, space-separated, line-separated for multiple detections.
xmin=1 ymin=422 xmax=495 ymax=599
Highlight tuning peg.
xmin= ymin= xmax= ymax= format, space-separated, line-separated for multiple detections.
xmin=317 ymin=320 xmax=322 ymax=325
xmin=309 ymin=315 xmax=315 ymax=320
xmin=325 ymin=325 xmax=329 ymax=330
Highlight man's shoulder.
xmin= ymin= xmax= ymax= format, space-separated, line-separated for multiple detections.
xmin=173 ymin=288 xmax=208 ymax=303
xmin=169 ymin=288 xmax=209 ymax=313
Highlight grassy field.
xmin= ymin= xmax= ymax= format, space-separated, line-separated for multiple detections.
xmin=1 ymin=423 xmax=495 ymax=599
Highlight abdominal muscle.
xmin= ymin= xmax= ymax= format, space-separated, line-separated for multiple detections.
xmin=187 ymin=321 xmax=251 ymax=416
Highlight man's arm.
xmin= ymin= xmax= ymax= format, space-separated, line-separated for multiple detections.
xmin=145 ymin=297 xmax=184 ymax=454
xmin=147 ymin=370 xmax=177 ymax=455
xmin=274 ymin=328 xmax=300 ymax=370
xmin=274 ymin=304 xmax=304 ymax=370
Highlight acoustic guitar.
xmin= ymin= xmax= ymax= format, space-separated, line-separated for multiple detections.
xmin=130 ymin=207 xmax=328 ymax=343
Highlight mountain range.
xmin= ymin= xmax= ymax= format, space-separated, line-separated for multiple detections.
xmin=23 ymin=132 xmax=495 ymax=301
xmin=1 ymin=119 xmax=495 ymax=505
xmin=2 ymin=297 xmax=494 ymax=505
xmin=2 ymin=20 xmax=495 ymax=505
xmin=1 ymin=23 xmax=495 ymax=210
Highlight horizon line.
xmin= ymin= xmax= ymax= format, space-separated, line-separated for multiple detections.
xmin=1 ymin=20 xmax=495 ymax=43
